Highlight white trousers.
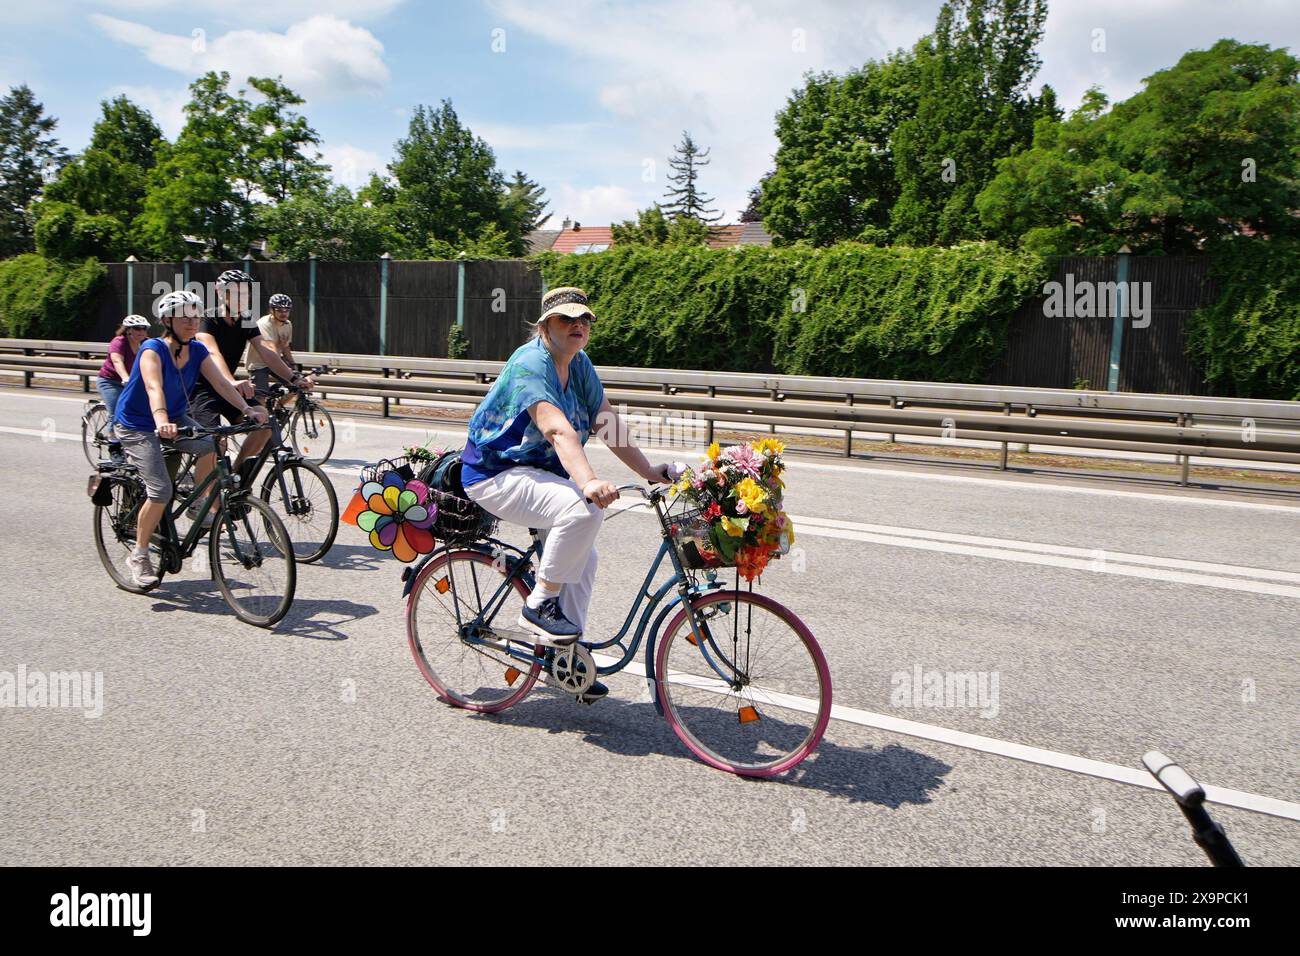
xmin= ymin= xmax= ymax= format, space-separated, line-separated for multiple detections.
xmin=464 ymin=466 xmax=602 ymax=632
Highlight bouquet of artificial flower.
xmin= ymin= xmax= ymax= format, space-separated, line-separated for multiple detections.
xmin=668 ymin=438 xmax=795 ymax=583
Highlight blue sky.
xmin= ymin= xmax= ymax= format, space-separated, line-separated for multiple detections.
xmin=4 ymin=1 xmax=1298 ymax=228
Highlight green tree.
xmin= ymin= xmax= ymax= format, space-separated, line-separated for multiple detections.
xmin=502 ymin=169 xmax=550 ymax=237
xmin=611 ymin=204 xmax=670 ymax=245
xmin=890 ymin=0 xmax=1057 ymax=245
xmin=245 ymin=76 xmax=329 ymax=203
xmin=33 ymin=95 xmax=163 ymax=260
xmin=0 ymin=85 xmax=66 ymax=257
xmin=661 ymin=132 xmax=723 ymax=224
xmin=380 ymin=100 xmax=517 ymax=253
xmin=978 ymin=40 xmax=1300 ymax=254
xmin=136 ymin=72 xmax=257 ymax=258
xmin=260 ymin=185 xmax=404 ymax=260
xmin=761 ymin=54 xmax=918 ymax=245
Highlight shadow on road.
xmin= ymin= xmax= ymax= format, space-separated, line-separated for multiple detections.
xmin=468 ymin=691 xmax=950 ymax=808
xmin=313 ymin=543 xmax=389 ymax=572
xmin=147 ymin=579 xmax=377 ymax=640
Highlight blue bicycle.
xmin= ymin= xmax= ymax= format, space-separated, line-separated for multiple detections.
xmin=403 ymin=482 xmax=832 ymax=777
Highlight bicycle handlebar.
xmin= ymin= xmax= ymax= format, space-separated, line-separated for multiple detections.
xmin=170 ymin=419 xmax=269 ymax=441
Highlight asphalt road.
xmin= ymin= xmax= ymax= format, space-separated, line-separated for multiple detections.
xmin=0 ymin=386 xmax=1296 ymax=866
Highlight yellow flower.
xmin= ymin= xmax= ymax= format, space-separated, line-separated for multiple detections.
xmin=735 ymin=477 xmax=767 ymax=515
xmin=721 ymin=515 xmax=747 ymax=537
xmin=705 ymin=441 xmax=721 ymax=462
xmin=752 ymin=437 xmax=785 ymax=457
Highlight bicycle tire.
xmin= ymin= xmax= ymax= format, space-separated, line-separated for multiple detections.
xmin=289 ymin=402 xmax=335 ymax=464
xmin=210 ymin=495 xmax=296 ymax=627
xmin=82 ymin=403 xmax=109 ymax=467
xmin=407 ymin=549 xmax=542 ymax=713
xmin=259 ymin=458 xmax=339 ymax=563
xmin=93 ymin=476 xmax=152 ymax=593
xmin=656 ymin=589 xmax=831 ymax=778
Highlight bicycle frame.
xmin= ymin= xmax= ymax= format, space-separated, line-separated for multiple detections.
xmin=406 ymin=487 xmax=746 ymax=713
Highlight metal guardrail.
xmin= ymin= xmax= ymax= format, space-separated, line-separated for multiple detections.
xmin=4 ymin=338 xmax=1300 ymax=486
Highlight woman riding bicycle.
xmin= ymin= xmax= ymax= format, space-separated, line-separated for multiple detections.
xmin=95 ymin=315 xmax=151 ymax=423
xmin=461 ymin=286 xmax=681 ymax=700
xmin=112 ymin=289 xmax=268 ymax=589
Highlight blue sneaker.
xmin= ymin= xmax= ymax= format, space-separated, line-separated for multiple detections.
xmin=517 ymin=597 xmax=581 ymax=645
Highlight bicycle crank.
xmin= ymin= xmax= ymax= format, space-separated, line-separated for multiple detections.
xmin=546 ymin=643 xmax=596 ymax=697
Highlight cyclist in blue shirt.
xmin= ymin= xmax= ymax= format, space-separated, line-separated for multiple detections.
xmin=462 ymin=287 xmax=681 ymax=701
xmin=113 ymin=289 xmax=268 ymax=588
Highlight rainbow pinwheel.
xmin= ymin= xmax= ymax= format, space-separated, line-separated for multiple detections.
xmin=355 ymin=471 xmax=438 ymax=562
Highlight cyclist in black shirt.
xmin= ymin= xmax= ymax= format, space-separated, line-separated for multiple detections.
xmin=190 ymin=269 xmax=313 ymax=471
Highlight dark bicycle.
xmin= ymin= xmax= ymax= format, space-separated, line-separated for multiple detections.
xmin=89 ymin=420 xmax=297 ymax=627
xmin=175 ymin=380 xmax=340 ymax=564
xmin=281 ymin=365 xmax=336 ymax=464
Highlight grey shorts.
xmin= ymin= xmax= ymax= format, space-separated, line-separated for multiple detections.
xmin=114 ymin=414 xmax=216 ymax=501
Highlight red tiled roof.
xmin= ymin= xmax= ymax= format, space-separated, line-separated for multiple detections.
xmin=551 ymin=227 xmax=614 ymax=254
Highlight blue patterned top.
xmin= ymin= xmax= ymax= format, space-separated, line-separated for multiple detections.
xmin=461 ymin=337 xmax=605 ymax=486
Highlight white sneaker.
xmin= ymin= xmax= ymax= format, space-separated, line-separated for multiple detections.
xmin=127 ymin=552 xmax=160 ymax=588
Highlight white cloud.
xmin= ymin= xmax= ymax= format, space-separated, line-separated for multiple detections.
xmin=488 ymin=0 xmax=933 ymax=223
xmin=319 ymin=142 xmax=386 ymax=189
xmin=91 ymin=13 xmax=390 ymax=99
xmin=546 ymin=183 xmax=645 ymax=229
xmin=86 ymin=1 xmax=403 ymax=24
xmin=1039 ymin=0 xmax=1300 ymax=111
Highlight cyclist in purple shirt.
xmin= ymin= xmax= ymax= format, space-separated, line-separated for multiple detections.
xmin=95 ymin=315 xmax=150 ymax=421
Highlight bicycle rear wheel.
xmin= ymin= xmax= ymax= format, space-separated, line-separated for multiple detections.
xmin=407 ymin=549 xmax=542 ymax=712
xmin=82 ymin=404 xmax=108 ymax=467
xmin=93 ymin=476 xmax=150 ymax=593
xmin=210 ymin=496 xmax=296 ymax=627
xmin=656 ymin=590 xmax=831 ymax=777
xmin=289 ymin=402 xmax=335 ymax=464
xmin=260 ymin=459 xmax=339 ymax=563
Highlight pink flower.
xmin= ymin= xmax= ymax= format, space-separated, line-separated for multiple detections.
xmin=724 ymin=444 xmax=763 ymax=479
xmin=735 ymin=499 xmax=749 ymax=515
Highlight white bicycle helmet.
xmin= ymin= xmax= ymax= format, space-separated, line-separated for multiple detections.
xmin=154 ymin=289 xmax=203 ymax=319
xmin=122 ymin=314 xmax=151 ymax=329
xmin=268 ymin=293 xmax=292 ymax=309
xmin=217 ymin=269 xmax=253 ymax=286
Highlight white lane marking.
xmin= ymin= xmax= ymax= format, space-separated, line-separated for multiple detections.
xmin=4 ymin=389 xmax=1299 ymax=512
xmin=594 ymin=652 xmax=1300 ymax=821
xmin=0 ymin=425 xmax=79 ymax=442
xmin=600 ymin=492 xmax=1300 ymax=597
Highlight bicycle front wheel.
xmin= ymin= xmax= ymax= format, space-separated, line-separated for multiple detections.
xmin=407 ymin=549 xmax=542 ymax=713
xmin=656 ymin=590 xmax=831 ymax=777
xmin=289 ymin=402 xmax=335 ymax=464
xmin=210 ymin=496 xmax=296 ymax=627
xmin=82 ymin=404 xmax=108 ymax=467
xmin=260 ymin=459 xmax=339 ymax=563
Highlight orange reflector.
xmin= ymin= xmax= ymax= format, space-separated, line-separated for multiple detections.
xmin=686 ymin=631 xmax=699 ymax=646
xmin=341 ymin=489 xmax=366 ymax=526
xmin=434 ymin=576 xmax=450 ymax=594
xmin=738 ymin=706 xmax=760 ymax=724
xmin=504 ymin=667 xmax=521 ymax=686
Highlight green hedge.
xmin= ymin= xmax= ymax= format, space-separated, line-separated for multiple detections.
xmin=536 ymin=242 xmax=1047 ymax=383
xmin=0 ymin=255 xmax=108 ymax=339
xmin=1186 ymin=240 xmax=1300 ymax=401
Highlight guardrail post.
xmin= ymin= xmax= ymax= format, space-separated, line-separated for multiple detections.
xmin=393 ymin=366 xmax=401 ymax=407
xmin=999 ymin=403 xmax=1011 ymax=470
xmin=769 ymin=388 xmax=778 ymax=433
xmin=381 ymin=367 xmax=390 ymax=418
xmin=844 ymin=394 xmax=854 ymax=457
xmin=307 ymin=254 xmax=317 ymax=352
xmin=379 ymin=252 xmax=390 ymax=357
xmin=706 ymin=386 xmax=715 ymax=446
xmin=1179 ymin=413 xmax=1191 ymax=486
xmin=887 ymin=396 xmax=896 ymax=444
xmin=23 ymin=348 xmax=32 ymax=388
xmin=79 ymin=351 xmax=89 ymax=392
